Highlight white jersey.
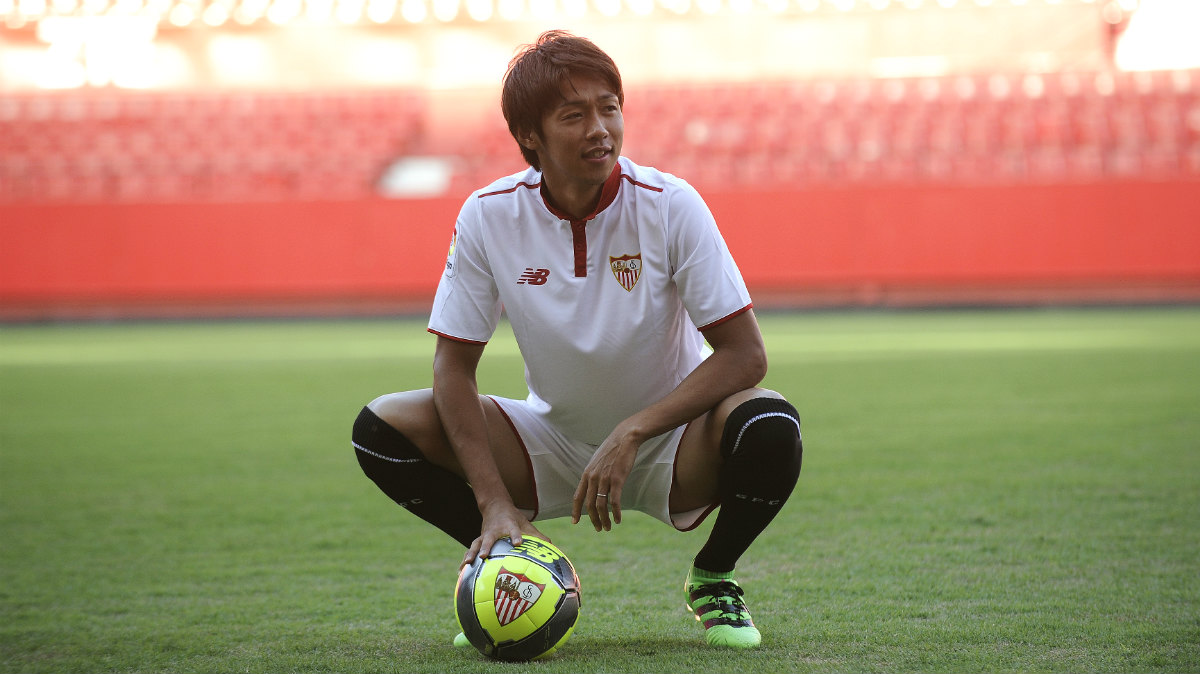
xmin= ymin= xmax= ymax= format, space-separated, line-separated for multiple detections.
xmin=428 ymin=156 xmax=752 ymax=445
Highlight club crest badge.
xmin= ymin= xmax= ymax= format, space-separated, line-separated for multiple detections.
xmin=609 ymin=253 xmax=642 ymax=292
xmin=493 ymin=567 xmax=545 ymax=626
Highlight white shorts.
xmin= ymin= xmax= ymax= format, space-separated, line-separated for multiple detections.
xmin=487 ymin=395 xmax=715 ymax=531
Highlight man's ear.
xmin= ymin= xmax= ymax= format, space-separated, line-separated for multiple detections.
xmin=518 ymin=129 xmax=540 ymax=151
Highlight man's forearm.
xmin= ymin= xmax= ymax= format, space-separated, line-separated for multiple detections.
xmin=432 ymin=370 xmax=513 ymax=512
xmin=623 ymin=342 xmax=765 ymax=442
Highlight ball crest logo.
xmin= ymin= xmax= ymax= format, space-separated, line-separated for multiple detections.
xmin=493 ymin=567 xmax=544 ymax=626
xmin=609 ymin=253 xmax=642 ymax=292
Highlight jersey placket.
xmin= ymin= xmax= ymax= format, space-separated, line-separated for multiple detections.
xmin=570 ymin=220 xmax=588 ymax=278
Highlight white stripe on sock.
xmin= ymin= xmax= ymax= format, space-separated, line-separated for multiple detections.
xmin=352 ymin=441 xmax=422 ymax=463
xmin=731 ymin=412 xmax=801 ymax=455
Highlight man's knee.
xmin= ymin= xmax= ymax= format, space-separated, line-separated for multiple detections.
xmin=353 ymin=406 xmax=426 ymax=472
xmin=718 ymin=396 xmax=803 ymax=496
xmin=366 ymin=390 xmax=434 ymax=436
xmin=360 ymin=390 xmax=455 ymax=469
xmin=720 ymin=395 xmax=800 ymax=455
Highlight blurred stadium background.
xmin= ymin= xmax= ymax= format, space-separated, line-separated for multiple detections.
xmin=1 ymin=0 xmax=1198 ymax=320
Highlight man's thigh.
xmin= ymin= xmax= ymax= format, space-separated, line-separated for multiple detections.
xmin=367 ymin=389 xmax=535 ymax=509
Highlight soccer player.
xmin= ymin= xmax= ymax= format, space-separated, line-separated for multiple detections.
xmin=352 ymin=30 xmax=803 ymax=650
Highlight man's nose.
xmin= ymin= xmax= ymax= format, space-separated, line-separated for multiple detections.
xmin=584 ymin=111 xmax=608 ymax=139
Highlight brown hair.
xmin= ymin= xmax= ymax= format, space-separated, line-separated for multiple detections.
xmin=501 ymin=30 xmax=624 ymax=171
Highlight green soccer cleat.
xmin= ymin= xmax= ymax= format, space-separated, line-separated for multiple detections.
xmin=452 ymin=632 xmax=471 ymax=649
xmin=684 ymin=567 xmax=762 ymax=649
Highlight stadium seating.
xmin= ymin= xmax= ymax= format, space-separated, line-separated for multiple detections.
xmin=1 ymin=69 xmax=1196 ymax=203
xmin=0 ymin=89 xmax=425 ymax=202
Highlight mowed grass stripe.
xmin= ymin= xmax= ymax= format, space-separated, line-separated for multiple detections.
xmin=2 ymin=307 xmax=1196 ymax=366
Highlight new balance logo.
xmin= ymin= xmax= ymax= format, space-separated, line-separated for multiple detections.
xmin=517 ymin=268 xmax=551 ymax=285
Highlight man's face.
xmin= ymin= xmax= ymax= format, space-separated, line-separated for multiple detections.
xmin=525 ymin=74 xmax=623 ymax=208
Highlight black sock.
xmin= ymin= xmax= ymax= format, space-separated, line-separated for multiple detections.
xmin=692 ymin=398 xmax=803 ymax=573
xmin=352 ymin=406 xmax=481 ymax=547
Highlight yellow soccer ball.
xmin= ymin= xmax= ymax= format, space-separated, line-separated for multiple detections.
xmin=454 ymin=536 xmax=581 ymax=661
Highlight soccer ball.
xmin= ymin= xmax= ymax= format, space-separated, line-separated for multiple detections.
xmin=454 ymin=535 xmax=581 ymax=661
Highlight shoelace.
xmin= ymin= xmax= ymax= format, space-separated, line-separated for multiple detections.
xmin=688 ymin=580 xmax=754 ymax=628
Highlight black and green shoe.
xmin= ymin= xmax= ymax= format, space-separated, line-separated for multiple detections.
xmin=684 ymin=567 xmax=762 ymax=649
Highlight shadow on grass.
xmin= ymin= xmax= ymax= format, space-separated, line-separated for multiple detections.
xmin=564 ymin=634 xmax=707 ymax=658
xmin=449 ymin=633 xmax=785 ymax=672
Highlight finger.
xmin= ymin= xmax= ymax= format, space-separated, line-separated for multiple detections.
xmin=596 ymin=492 xmax=612 ymax=531
xmin=461 ymin=538 xmax=483 ymax=569
xmin=478 ymin=533 xmax=497 ymax=562
xmin=610 ymin=485 xmax=623 ymax=526
xmin=588 ymin=488 xmax=604 ymax=532
xmin=570 ymin=481 xmax=586 ymax=525
xmin=584 ymin=484 xmax=598 ymax=531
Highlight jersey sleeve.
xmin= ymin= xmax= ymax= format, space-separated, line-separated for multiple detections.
xmin=665 ymin=182 xmax=753 ymax=329
xmin=427 ymin=196 xmax=503 ymax=343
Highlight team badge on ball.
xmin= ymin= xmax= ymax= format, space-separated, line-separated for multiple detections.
xmin=609 ymin=253 xmax=642 ymax=292
xmin=493 ymin=568 xmax=544 ymax=626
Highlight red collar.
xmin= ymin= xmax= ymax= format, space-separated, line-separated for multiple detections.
xmin=541 ymin=162 xmax=622 ymax=224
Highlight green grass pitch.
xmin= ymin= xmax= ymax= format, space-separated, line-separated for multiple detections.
xmin=1 ymin=307 xmax=1197 ymax=673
